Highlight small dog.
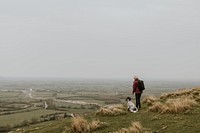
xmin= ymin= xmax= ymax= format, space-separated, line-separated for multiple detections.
xmin=126 ymin=97 xmax=138 ymax=113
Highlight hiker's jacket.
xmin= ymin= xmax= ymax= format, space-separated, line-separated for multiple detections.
xmin=133 ymin=79 xmax=142 ymax=94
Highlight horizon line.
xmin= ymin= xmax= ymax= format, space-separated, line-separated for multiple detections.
xmin=0 ymin=76 xmax=200 ymax=82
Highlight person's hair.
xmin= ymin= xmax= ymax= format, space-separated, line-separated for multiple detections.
xmin=134 ymin=75 xmax=139 ymax=80
xmin=126 ymin=97 xmax=131 ymax=101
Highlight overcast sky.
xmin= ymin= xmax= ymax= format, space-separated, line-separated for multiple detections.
xmin=0 ymin=0 xmax=200 ymax=81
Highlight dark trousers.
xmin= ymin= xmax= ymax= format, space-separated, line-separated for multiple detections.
xmin=135 ymin=93 xmax=141 ymax=109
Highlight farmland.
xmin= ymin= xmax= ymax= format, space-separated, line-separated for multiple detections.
xmin=0 ymin=78 xmax=200 ymax=132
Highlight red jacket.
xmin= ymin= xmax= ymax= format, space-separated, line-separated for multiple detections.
xmin=132 ymin=79 xmax=142 ymax=94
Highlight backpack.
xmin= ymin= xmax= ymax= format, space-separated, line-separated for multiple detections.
xmin=138 ymin=80 xmax=145 ymax=91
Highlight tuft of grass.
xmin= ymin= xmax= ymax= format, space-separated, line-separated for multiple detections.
xmin=142 ymin=96 xmax=158 ymax=106
xmin=71 ymin=117 xmax=89 ymax=133
xmin=160 ymin=88 xmax=200 ymax=100
xmin=89 ymin=119 xmax=102 ymax=131
xmin=70 ymin=116 xmax=108 ymax=133
xmin=112 ymin=122 xmax=152 ymax=133
xmin=149 ymin=102 xmax=163 ymax=113
xmin=129 ymin=122 xmax=142 ymax=133
xmin=149 ymin=97 xmax=198 ymax=114
xmin=95 ymin=104 xmax=126 ymax=116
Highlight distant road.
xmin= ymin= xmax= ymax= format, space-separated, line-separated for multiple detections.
xmin=21 ymin=89 xmax=100 ymax=106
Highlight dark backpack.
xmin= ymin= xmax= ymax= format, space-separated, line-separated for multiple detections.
xmin=138 ymin=80 xmax=145 ymax=91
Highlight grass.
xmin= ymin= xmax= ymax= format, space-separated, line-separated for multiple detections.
xmin=70 ymin=116 xmax=108 ymax=133
xmin=2 ymin=87 xmax=200 ymax=133
xmin=149 ymin=97 xmax=198 ymax=114
xmin=95 ymin=104 xmax=126 ymax=116
xmin=10 ymin=87 xmax=200 ymax=133
xmin=13 ymin=119 xmax=71 ymax=133
xmin=148 ymin=88 xmax=199 ymax=114
xmin=0 ymin=109 xmax=64 ymax=126
xmin=160 ymin=88 xmax=200 ymax=100
xmin=0 ymin=91 xmax=22 ymax=98
xmin=112 ymin=122 xmax=146 ymax=133
xmin=12 ymin=103 xmax=200 ymax=133
xmin=142 ymin=96 xmax=158 ymax=106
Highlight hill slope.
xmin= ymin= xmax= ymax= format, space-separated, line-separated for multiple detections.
xmin=10 ymin=87 xmax=200 ymax=133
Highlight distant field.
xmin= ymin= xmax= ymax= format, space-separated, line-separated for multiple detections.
xmin=0 ymin=109 xmax=64 ymax=126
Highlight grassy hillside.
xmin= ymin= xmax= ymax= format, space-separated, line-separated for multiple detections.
xmin=0 ymin=109 xmax=65 ymax=127
xmin=9 ymin=87 xmax=200 ymax=133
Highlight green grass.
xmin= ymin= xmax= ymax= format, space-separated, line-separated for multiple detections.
xmin=15 ymin=119 xmax=71 ymax=133
xmin=33 ymin=91 xmax=54 ymax=98
xmin=10 ymin=103 xmax=200 ymax=133
xmin=95 ymin=106 xmax=200 ymax=133
xmin=0 ymin=109 xmax=64 ymax=126
xmin=0 ymin=91 xmax=21 ymax=98
xmin=9 ymin=87 xmax=200 ymax=133
xmin=2 ymin=87 xmax=200 ymax=133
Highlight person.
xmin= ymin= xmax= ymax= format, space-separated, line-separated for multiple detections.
xmin=126 ymin=97 xmax=138 ymax=113
xmin=132 ymin=76 xmax=142 ymax=109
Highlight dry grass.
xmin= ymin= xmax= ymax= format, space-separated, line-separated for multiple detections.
xmin=149 ymin=102 xmax=163 ymax=112
xmin=155 ymin=87 xmax=200 ymax=114
xmin=112 ymin=122 xmax=152 ymax=133
xmin=142 ymin=96 xmax=158 ymax=106
xmin=89 ymin=119 xmax=103 ymax=131
xmin=149 ymin=97 xmax=198 ymax=114
xmin=71 ymin=117 xmax=107 ymax=133
xmin=71 ymin=117 xmax=89 ymax=133
xmin=160 ymin=88 xmax=200 ymax=100
xmin=95 ymin=104 xmax=126 ymax=116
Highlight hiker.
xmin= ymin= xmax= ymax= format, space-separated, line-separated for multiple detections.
xmin=126 ymin=97 xmax=138 ymax=113
xmin=132 ymin=76 xmax=144 ymax=109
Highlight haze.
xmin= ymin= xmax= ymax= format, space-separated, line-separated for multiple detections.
xmin=0 ymin=0 xmax=200 ymax=81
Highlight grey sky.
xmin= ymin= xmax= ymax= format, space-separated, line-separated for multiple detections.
xmin=0 ymin=0 xmax=200 ymax=80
